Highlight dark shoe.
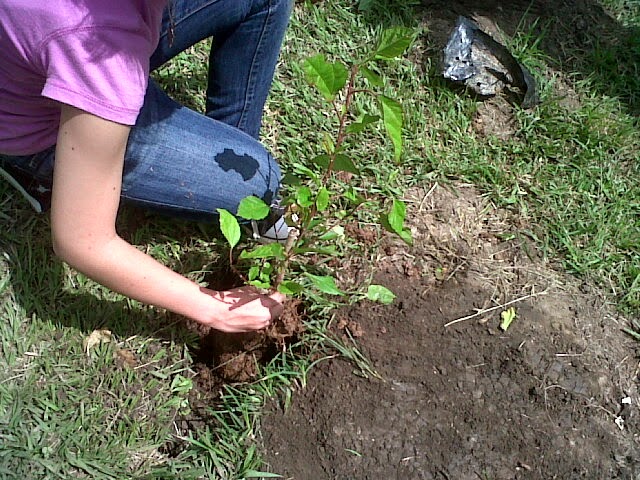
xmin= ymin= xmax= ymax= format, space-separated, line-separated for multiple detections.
xmin=250 ymin=215 xmax=291 ymax=244
xmin=248 ymin=200 xmax=291 ymax=244
xmin=0 ymin=162 xmax=51 ymax=213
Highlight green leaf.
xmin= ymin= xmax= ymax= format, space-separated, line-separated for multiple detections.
xmin=248 ymin=265 xmax=260 ymax=281
xmin=305 ymin=273 xmax=344 ymax=295
xmin=217 ymin=209 xmax=241 ymax=248
xmin=312 ymin=154 xmax=359 ymax=174
xmin=374 ymin=27 xmax=414 ymax=59
xmin=281 ymin=173 xmax=303 ymax=186
xmin=237 ymin=196 xmax=270 ymax=220
xmin=278 ymin=281 xmax=304 ymax=295
xmin=367 ymin=285 xmax=396 ymax=304
xmin=248 ymin=280 xmax=271 ymax=289
xmin=346 ymin=114 xmax=381 ymax=134
xmin=384 ymin=199 xmax=412 ymax=245
xmin=296 ymin=186 xmax=314 ymax=207
xmin=312 ymin=154 xmax=331 ymax=170
xmin=379 ymin=95 xmax=403 ymax=161
xmin=388 ymin=198 xmax=406 ymax=235
xmin=316 ymin=187 xmax=330 ymax=212
xmin=303 ymin=54 xmax=349 ymax=101
xmin=239 ymin=243 xmax=285 ymax=260
xmin=342 ymin=156 xmax=359 ymax=174
xmin=360 ymin=66 xmax=383 ymax=87
xmin=261 ymin=262 xmax=273 ymax=277
xmin=344 ymin=187 xmax=366 ymax=205
xmin=318 ymin=225 xmax=345 ymax=241
xmin=244 ymin=471 xmax=282 ymax=478
xmin=398 ymin=228 xmax=413 ymax=246
xmin=499 ymin=307 xmax=517 ymax=331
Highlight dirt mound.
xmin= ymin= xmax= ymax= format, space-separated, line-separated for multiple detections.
xmin=193 ymin=297 xmax=306 ymax=383
xmin=260 ymin=184 xmax=640 ymax=479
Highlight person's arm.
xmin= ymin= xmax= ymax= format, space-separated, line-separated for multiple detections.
xmin=50 ymin=104 xmax=283 ymax=332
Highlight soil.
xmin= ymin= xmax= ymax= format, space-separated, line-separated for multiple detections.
xmin=259 ymin=184 xmax=640 ymax=479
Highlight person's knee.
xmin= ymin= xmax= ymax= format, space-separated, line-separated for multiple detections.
xmin=255 ymin=150 xmax=281 ymax=205
xmin=213 ymin=144 xmax=281 ymax=203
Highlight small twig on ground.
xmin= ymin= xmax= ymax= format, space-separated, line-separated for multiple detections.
xmin=444 ymin=289 xmax=549 ymax=327
xmin=418 ymin=182 xmax=438 ymax=211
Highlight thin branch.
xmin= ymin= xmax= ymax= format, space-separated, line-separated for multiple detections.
xmin=350 ymin=88 xmax=376 ymax=95
xmin=322 ymin=64 xmax=359 ymax=184
xmin=228 ymin=247 xmax=248 ymax=284
xmin=444 ymin=289 xmax=549 ymax=328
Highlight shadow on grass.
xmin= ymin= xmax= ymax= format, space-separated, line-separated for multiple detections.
xmin=360 ymin=0 xmax=640 ymax=117
xmin=2 ymin=203 xmax=226 ymax=343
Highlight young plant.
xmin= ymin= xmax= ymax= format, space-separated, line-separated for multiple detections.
xmin=218 ymin=27 xmax=416 ymax=304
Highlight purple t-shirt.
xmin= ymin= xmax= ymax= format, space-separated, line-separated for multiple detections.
xmin=0 ymin=0 xmax=166 ymax=155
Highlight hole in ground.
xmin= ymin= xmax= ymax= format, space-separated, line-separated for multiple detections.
xmin=193 ymin=265 xmax=308 ymax=384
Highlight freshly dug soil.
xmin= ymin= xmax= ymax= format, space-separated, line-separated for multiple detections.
xmin=259 ymin=184 xmax=640 ymax=479
xmin=261 ymin=274 xmax=639 ymax=479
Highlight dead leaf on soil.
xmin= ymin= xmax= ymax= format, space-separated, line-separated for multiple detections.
xmin=347 ymin=321 xmax=364 ymax=338
xmin=336 ymin=315 xmax=364 ymax=338
xmin=345 ymin=224 xmax=378 ymax=246
xmin=83 ymin=329 xmax=112 ymax=355
xmin=114 ymin=349 xmax=137 ymax=368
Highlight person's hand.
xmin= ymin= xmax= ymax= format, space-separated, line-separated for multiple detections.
xmin=201 ymin=286 xmax=285 ymax=333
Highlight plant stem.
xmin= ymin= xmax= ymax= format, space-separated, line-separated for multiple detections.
xmin=274 ymin=227 xmax=300 ymax=288
xmin=274 ymin=65 xmax=360 ymax=290
xmin=228 ymin=247 xmax=248 ymax=285
xmin=300 ymin=64 xmax=360 ymax=241
xmin=322 ymin=64 xmax=359 ymax=184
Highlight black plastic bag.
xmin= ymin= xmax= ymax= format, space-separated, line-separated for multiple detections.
xmin=443 ymin=16 xmax=539 ymax=108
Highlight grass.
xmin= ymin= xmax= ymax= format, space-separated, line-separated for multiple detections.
xmin=1 ymin=0 xmax=639 ymax=478
xmin=433 ymin=10 xmax=640 ymax=311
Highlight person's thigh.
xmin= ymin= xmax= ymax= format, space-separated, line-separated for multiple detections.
xmin=121 ymin=81 xmax=281 ymax=221
xmin=204 ymin=0 xmax=293 ymax=137
xmin=150 ymin=0 xmax=293 ymax=138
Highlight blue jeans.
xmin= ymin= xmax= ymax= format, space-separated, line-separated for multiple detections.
xmin=1 ymin=0 xmax=293 ymax=220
